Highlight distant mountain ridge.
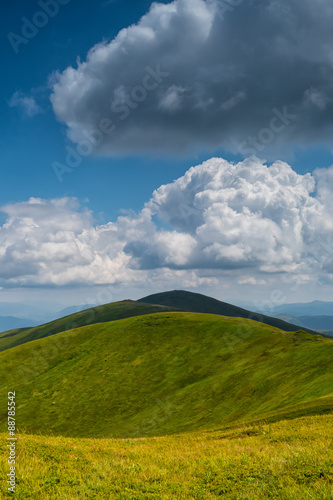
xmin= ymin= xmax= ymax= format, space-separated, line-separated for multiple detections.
xmin=269 ymin=301 xmax=333 ymax=317
xmin=259 ymin=300 xmax=333 ymax=334
xmin=0 ymin=316 xmax=34 ymax=332
xmin=0 ymin=290 xmax=326 ymax=354
xmin=282 ymin=315 xmax=333 ymax=331
xmin=0 ymin=301 xmax=178 ymax=353
xmin=273 ymin=315 xmax=333 ymax=336
xmin=139 ymin=290 xmax=322 ymax=336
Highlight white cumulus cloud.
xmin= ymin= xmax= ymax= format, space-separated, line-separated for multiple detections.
xmin=1 ymin=158 xmax=333 ymax=290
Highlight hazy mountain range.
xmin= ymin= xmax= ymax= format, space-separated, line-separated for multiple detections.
xmin=0 ymin=303 xmax=95 ymax=333
xmin=254 ymin=301 xmax=333 ymax=334
xmin=1 ymin=295 xmax=332 ymax=335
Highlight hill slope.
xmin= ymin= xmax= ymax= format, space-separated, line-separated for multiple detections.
xmin=1 ymin=312 xmax=332 ymax=438
xmin=139 ymin=290 xmax=320 ymax=335
xmin=0 ymin=290 xmax=323 ymax=354
xmin=0 ymin=300 xmax=178 ymax=353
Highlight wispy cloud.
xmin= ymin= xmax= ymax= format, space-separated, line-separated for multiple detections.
xmin=9 ymin=91 xmax=42 ymax=117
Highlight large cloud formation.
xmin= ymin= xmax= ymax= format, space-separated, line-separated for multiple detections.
xmin=51 ymin=0 xmax=333 ymax=156
xmin=1 ymin=158 xmax=332 ymax=288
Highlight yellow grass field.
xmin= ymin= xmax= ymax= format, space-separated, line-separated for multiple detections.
xmin=1 ymin=414 xmax=332 ymax=499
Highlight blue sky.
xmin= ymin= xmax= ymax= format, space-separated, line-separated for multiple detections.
xmin=1 ymin=0 xmax=333 ymax=310
xmin=2 ymin=0 xmax=333 ymax=218
xmin=2 ymin=0 xmax=186 ymax=222
xmin=3 ymin=0 xmax=241 ymax=223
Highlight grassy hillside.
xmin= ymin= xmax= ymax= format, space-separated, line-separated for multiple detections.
xmin=0 ymin=327 xmax=28 ymax=339
xmin=139 ymin=290 xmax=320 ymax=335
xmin=1 ymin=312 xmax=332 ymax=439
xmin=0 ymin=301 xmax=177 ymax=353
xmin=0 ymin=290 xmax=322 ymax=355
xmin=1 ymin=414 xmax=332 ymax=498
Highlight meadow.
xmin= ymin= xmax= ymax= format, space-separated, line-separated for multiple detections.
xmin=1 ymin=313 xmax=332 ymax=438
xmin=0 ymin=414 xmax=332 ymax=498
xmin=1 ymin=294 xmax=332 ymax=498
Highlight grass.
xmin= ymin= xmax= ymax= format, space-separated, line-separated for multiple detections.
xmin=1 ymin=310 xmax=332 ymax=498
xmin=0 ymin=313 xmax=332 ymax=439
xmin=0 ymin=301 xmax=177 ymax=353
xmin=0 ymin=414 xmax=332 ymax=498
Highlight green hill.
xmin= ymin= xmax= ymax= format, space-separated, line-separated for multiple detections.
xmin=1 ymin=312 xmax=332 ymax=439
xmin=0 ymin=290 xmax=322 ymax=355
xmin=139 ymin=290 xmax=321 ymax=335
xmin=0 ymin=300 xmax=177 ymax=353
xmin=0 ymin=327 xmax=28 ymax=339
